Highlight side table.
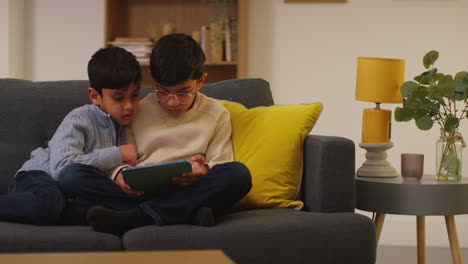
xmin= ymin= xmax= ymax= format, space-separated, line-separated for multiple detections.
xmin=356 ymin=176 xmax=468 ymax=264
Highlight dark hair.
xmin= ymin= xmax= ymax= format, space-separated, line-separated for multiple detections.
xmin=150 ymin=33 xmax=205 ymax=86
xmin=87 ymin=46 xmax=141 ymax=93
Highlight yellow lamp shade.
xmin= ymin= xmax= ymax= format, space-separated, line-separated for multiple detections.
xmin=355 ymin=57 xmax=405 ymax=103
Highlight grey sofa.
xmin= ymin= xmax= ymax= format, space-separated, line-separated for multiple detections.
xmin=0 ymin=78 xmax=376 ymax=263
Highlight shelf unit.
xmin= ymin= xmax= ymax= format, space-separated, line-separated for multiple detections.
xmin=105 ymin=0 xmax=248 ymax=86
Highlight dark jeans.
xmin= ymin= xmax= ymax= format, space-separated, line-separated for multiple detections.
xmin=58 ymin=162 xmax=252 ymax=225
xmin=0 ymin=171 xmax=65 ymax=225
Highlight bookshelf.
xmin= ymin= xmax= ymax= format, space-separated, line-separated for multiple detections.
xmin=105 ymin=0 xmax=248 ymax=86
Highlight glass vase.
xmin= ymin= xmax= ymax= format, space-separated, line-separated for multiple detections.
xmin=435 ymin=128 xmax=464 ymax=181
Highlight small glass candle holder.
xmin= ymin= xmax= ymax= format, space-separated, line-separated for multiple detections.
xmin=401 ymin=153 xmax=424 ymax=181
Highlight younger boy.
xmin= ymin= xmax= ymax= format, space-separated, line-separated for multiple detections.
xmin=0 ymin=46 xmax=141 ymax=225
xmin=58 ymin=34 xmax=252 ymax=236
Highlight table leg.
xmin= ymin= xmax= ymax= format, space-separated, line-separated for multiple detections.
xmin=374 ymin=213 xmax=385 ymax=244
xmin=417 ymin=216 xmax=425 ymax=264
xmin=445 ymin=215 xmax=462 ymax=264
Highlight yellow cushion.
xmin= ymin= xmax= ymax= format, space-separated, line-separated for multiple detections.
xmin=220 ymin=100 xmax=323 ymax=210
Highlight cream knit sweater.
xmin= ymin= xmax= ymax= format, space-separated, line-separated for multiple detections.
xmin=110 ymin=92 xmax=233 ymax=179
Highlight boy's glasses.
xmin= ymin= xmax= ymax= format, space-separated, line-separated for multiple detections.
xmin=153 ymin=89 xmax=193 ymax=105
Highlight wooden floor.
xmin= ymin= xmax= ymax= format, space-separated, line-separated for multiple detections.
xmin=378 ymin=246 xmax=468 ymax=264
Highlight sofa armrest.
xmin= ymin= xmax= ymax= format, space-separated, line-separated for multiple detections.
xmin=301 ymin=135 xmax=355 ymax=213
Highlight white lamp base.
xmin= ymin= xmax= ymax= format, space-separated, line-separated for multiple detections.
xmin=356 ymin=142 xmax=398 ymax=178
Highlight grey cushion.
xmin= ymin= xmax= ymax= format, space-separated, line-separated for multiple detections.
xmin=201 ymin=78 xmax=274 ymax=108
xmin=123 ymin=209 xmax=376 ymax=264
xmin=0 ymin=222 xmax=121 ymax=252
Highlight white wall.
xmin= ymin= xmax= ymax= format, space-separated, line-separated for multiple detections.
xmin=248 ymin=0 xmax=468 ymax=247
xmin=0 ymin=0 xmax=9 ymax=77
xmin=8 ymin=0 xmax=25 ymax=78
xmin=4 ymin=0 xmax=468 ymax=249
xmin=23 ymin=0 xmax=105 ymax=80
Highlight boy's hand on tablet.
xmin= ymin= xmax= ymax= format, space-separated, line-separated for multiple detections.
xmin=115 ymin=171 xmax=144 ymax=196
xmin=118 ymin=144 xmax=138 ymax=166
xmin=190 ymin=154 xmax=210 ymax=175
xmin=173 ymin=154 xmax=210 ymax=187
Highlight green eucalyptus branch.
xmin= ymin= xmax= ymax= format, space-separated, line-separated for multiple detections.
xmin=462 ymin=104 xmax=468 ymax=119
xmin=395 ymin=50 xmax=468 ymax=133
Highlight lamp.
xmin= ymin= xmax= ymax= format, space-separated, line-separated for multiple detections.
xmin=355 ymin=57 xmax=405 ymax=178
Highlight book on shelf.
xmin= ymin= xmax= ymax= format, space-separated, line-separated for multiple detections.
xmin=108 ymin=37 xmax=153 ymax=65
xmin=210 ymin=21 xmax=224 ymax=63
xmin=224 ymin=19 xmax=232 ymax=62
xmin=229 ymin=17 xmax=238 ymax=62
xmin=198 ymin=17 xmax=237 ymax=64
xmin=108 ymin=41 xmax=153 ymax=49
xmin=198 ymin=17 xmax=237 ymax=63
xmin=137 ymin=57 xmax=150 ymax=64
xmin=114 ymin=37 xmax=152 ymax=43
xmin=200 ymin=26 xmax=211 ymax=62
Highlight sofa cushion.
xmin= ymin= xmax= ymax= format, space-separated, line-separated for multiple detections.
xmin=220 ymin=101 xmax=323 ymax=210
xmin=0 ymin=222 xmax=121 ymax=252
xmin=123 ymin=209 xmax=376 ymax=264
xmin=200 ymin=78 xmax=274 ymax=109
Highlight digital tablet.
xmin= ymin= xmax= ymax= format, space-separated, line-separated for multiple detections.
xmin=122 ymin=159 xmax=192 ymax=194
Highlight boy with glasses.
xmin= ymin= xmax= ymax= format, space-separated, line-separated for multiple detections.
xmin=59 ymin=33 xmax=252 ymax=237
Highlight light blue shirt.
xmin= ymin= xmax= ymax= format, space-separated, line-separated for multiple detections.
xmin=17 ymin=104 xmax=125 ymax=180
